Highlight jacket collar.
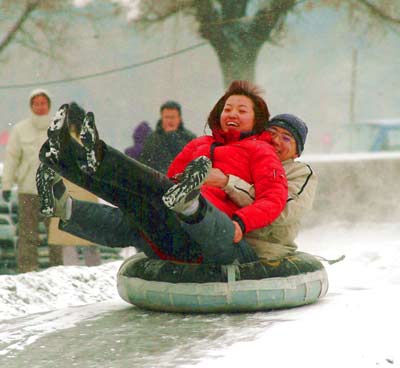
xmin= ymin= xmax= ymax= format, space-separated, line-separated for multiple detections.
xmin=212 ymin=128 xmax=259 ymax=144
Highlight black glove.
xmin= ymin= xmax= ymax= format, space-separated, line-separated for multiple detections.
xmin=2 ymin=190 xmax=11 ymax=202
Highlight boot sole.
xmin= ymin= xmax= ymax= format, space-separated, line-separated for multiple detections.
xmin=36 ymin=164 xmax=56 ymax=217
xmin=79 ymin=112 xmax=99 ymax=174
xmin=45 ymin=104 xmax=69 ymax=165
xmin=162 ymin=156 xmax=211 ymax=210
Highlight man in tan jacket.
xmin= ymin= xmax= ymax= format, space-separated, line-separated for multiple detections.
xmin=2 ymin=89 xmax=63 ymax=272
xmin=204 ymin=113 xmax=317 ymax=262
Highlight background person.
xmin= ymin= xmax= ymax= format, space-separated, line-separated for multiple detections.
xmin=124 ymin=121 xmax=152 ymax=160
xmin=1 ymin=89 xmax=62 ymax=272
xmin=138 ymin=100 xmax=196 ymax=173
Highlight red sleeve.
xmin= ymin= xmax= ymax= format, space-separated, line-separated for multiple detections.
xmin=233 ymin=145 xmax=288 ymax=233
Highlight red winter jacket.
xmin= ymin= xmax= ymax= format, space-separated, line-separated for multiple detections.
xmin=167 ymin=129 xmax=288 ymax=234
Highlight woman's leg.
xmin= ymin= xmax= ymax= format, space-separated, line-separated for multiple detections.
xmin=39 ymin=136 xmax=194 ymax=255
xmin=41 ymin=104 xmax=172 ymax=204
xmin=59 ymin=199 xmax=203 ymax=263
xmin=159 ymin=157 xmax=259 ymax=264
xmin=39 ymin=106 xmax=206 ymax=262
xmin=39 ymin=105 xmax=255 ymax=265
xmin=39 ymin=137 xmax=171 ymax=213
xmin=38 ymin=109 xmax=203 ymax=263
xmin=177 ymin=198 xmax=259 ymax=264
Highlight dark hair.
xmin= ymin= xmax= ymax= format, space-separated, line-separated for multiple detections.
xmin=207 ymin=80 xmax=270 ymax=134
xmin=68 ymin=102 xmax=85 ymax=134
xmin=160 ymin=100 xmax=182 ymax=116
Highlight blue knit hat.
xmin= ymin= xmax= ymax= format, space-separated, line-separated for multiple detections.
xmin=268 ymin=114 xmax=308 ymax=155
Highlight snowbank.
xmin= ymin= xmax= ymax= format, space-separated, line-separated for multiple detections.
xmin=0 ymin=261 xmax=122 ymax=320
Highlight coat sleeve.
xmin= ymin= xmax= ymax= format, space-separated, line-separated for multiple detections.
xmin=224 ymin=175 xmax=254 ymax=207
xmin=225 ymin=163 xmax=317 ymax=227
xmin=233 ymin=146 xmax=288 ymax=233
xmin=273 ymin=164 xmax=318 ymax=225
xmin=2 ymin=126 xmax=21 ymax=191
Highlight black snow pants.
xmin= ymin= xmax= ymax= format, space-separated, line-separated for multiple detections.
xmin=39 ymin=136 xmax=258 ymax=265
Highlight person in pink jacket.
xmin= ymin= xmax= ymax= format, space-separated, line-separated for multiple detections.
xmin=36 ymin=81 xmax=287 ymax=265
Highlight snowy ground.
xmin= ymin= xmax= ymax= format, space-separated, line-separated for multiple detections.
xmin=0 ymin=221 xmax=399 ymax=367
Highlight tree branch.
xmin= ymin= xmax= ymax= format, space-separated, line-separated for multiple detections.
xmin=0 ymin=0 xmax=41 ymax=54
xmin=194 ymin=0 xmax=226 ymax=50
xmin=15 ymin=37 xmax=54 ymax=59
xmin=135 ymin=0 xmax=193 ymax=24
xmin=249 ymin=0 xmax=297 ymax=45
xmin=358 ymin=0 xmax=400 ymax=25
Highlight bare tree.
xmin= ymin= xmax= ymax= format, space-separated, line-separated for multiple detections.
xmin=119 ymin=0 xmax=400 ymax=86
xmin=0 ymin=0 xmax=39 ymax=54
xmin=0 ymin=0 xmax=110 ymax=62
xmin=0 ymin=0 xmax=66 ymax=59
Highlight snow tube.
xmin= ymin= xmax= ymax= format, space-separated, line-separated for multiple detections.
xmin=117 ymin=251 xmax=329 ymax=313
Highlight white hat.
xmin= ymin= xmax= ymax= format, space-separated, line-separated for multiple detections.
xmin=29 ymin=88 xmax=51 ymax=107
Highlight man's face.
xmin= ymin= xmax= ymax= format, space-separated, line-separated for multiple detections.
xmin=161 ymin=108 xmax=181 ymax=132
xmin=267 ymin=126 xmax=298 ymax=161
xmin=31 ymin=95 xmax=50 ymax=116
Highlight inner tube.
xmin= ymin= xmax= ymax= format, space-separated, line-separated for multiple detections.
xmin=117 ymin=251 xmax=329 ymax=313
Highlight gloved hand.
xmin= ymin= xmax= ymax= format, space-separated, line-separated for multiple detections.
xmin=2 ymin=190 xmax=11 ymax=202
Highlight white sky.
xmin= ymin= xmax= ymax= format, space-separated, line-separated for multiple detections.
xmin=73 ymin=0 xmax=141 ymax=19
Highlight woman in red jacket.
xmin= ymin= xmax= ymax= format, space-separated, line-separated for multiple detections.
xmin=37 ymin=81 xmax=288 ymax=265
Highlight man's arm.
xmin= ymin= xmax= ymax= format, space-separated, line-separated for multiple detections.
xmin=223 ymin=163 xmax=317 ymax=225
xmin=274 ymin=164 xmax=317 ymax=224
xmin=223 ymin=174 xmax=255 ymax=207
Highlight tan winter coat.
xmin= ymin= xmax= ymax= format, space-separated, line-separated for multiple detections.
xmin=224 ymin=159 xmax=317 ymax=262
xmin=2 ymin=114 xmax=50 ymax=194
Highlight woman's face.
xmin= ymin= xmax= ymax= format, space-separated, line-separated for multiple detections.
xmin=31 ymin=95 xmax=50 ymax=116
xmin=220 ymin=95 xmax=255 ymax=133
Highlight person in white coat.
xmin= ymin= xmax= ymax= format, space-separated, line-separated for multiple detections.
xmin=2 ymin=89 xmax=63 ymax=272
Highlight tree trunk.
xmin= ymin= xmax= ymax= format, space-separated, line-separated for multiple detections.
xmin=214 ymin=44 xmax=261 ymax=87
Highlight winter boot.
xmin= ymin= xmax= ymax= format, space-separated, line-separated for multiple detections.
xmin=36 ymin=163 xmax=70 ymax=220
xmin=162 ymin=156 xmax=212 ymax=214
xmin=79 ymin=112 xmax=101 ymax=174
xmin=45 ymin=104 xmax=70 ymax=165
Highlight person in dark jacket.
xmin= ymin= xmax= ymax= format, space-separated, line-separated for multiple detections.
xmin=138 ymin=101 xmax=196 ymax=173
xmin=36 ymin=81 xmax=287 ymax=265
xmin=124 ymin=121 xmax=152 ymax=159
